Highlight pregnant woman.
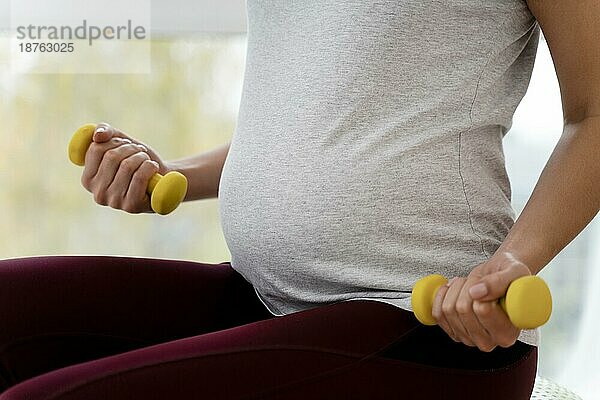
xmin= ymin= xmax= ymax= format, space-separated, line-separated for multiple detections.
xmin=1 ymin=1 xmax=598 ymax=399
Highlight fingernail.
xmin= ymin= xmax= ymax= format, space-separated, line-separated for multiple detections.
xmin=445 ymin=277 xmax=456 ymax=287
xmin=469 ymin=283 xmax=488 ymax=298
xmin=96 ymin=127 xmax=106 ymax=133
xmin=151 ymin=161 xmax=159 ymax=168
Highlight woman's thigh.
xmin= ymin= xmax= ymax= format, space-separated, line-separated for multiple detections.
xmin=0 ymin=299 xmax=537 ymax=400
xmin=0 ymin=256 xmax=272 ymax=390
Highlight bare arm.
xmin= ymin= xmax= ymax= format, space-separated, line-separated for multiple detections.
xmin=432 ymin=0 xmax=600 ymax=351
xmin=496 ymin=0 xmax=600 ymax=273
xmin=496 ymin=118 xmax=600 ymax=274
xmin=165 ymin=142 xmax=231 ymax=201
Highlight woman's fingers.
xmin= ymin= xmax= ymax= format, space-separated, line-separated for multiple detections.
xmin=436 ymin=258 xmax=528 ymax=352
xmin=455 ymin=280 xmax=496 ymax=352
xmin=92 ymin=123 xmax=113 ymax=143
xmin=93 ymin=122 xmax=144 ymax=145
xmin=432 ymin=282 xmax=458 ymax=341
xmin=440 ymin=278 xmax=475 ymax=347
xmin=468 ymin=255 xmax=531 ymax=302
xmin=81 ymin=138 xmax=132 ymax=190
xmin=441 ymin=276 xmax=501 ymax=352
xmin=94 ymin=122 xmax=148 ymax=151
xmin=107 ymin=152 xmax=152 ymax=204
xmin=473 ymin=300 xmax=520 ymax=348
xmin=123 ymin=159 xmax=160 ymax=213
xmin=77 ymin=122 xmax=167 ymax=214
xmin=89 ymin=143 xmax=149 ymax=205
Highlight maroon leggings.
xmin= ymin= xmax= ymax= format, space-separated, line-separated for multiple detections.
xmin=0 ymin=256 xmax=537 ymax=399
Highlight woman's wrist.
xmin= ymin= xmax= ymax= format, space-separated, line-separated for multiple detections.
xmin=160 ymin=160 xmax=176 ymax=176
xmin=162 ymin=143 xmax=230 ymax=202
xmin=162 ymin=158 xmax=211 ymax=201
xmin=492 ymin=232 xmax=554 ymax=275
xmin=487 ymin=249 xmax=530 ymax=274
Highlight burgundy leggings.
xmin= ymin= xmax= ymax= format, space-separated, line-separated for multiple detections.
xmin=0 ymin=256 xmax=537 ymax=399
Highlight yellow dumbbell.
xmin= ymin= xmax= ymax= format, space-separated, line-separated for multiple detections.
xmin=68 ymin=123 xmax=188 ymax=215
xmin=411 ymin=274 xmax=552 ymax=329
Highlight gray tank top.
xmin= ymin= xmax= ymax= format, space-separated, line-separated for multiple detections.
xmin=219 ymin=0 xmax=541 ymax=345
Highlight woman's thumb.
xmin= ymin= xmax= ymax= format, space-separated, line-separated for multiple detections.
xmin=93 ymin=123 xmax=135 ymax=144
xmin=469 ymin=266 xmax=529 ymax=302
xmin=93 ymin=124 xmax=114 ymax=143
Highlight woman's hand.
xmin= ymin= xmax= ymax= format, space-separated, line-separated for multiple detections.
xmin=80 ymin=122 xmax=171 ymax=214
xmin=431 ymin=252 xmax=532 ymax=352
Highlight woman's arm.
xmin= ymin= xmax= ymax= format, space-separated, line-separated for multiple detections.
xmin=431 ymin=0 xmax=600 ymax=352
xmin=433 ymin=116 xmax=600 ymax=349
xmin=165 ymin=142 xmax=231 ymax=201
xmin=496 ymin=117 xmax=600 ymax=274
xmin=496 ymin=0 xmax=600 ymax=272
xmin=431 ymin=119 xmax=600 ymax=352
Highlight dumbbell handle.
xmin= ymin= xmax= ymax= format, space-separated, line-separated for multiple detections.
xmin=68 ymin=123 xmax=188 ymax=215
xmin=411 ymin=274 xmax=552 ymax=329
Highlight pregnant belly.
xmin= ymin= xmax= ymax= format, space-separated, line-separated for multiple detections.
xmin=218 ymin=139 xmax=478 ymax=270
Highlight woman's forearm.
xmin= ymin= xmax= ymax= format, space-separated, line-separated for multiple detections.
xmin=495 ymin=116 xmax=600 ymax=274
xmin=165 ymin=142 xmax=231 ymax=201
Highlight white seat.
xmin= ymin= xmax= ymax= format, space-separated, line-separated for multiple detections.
xmin=531 ymin=376 xmax=582 ymax=400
